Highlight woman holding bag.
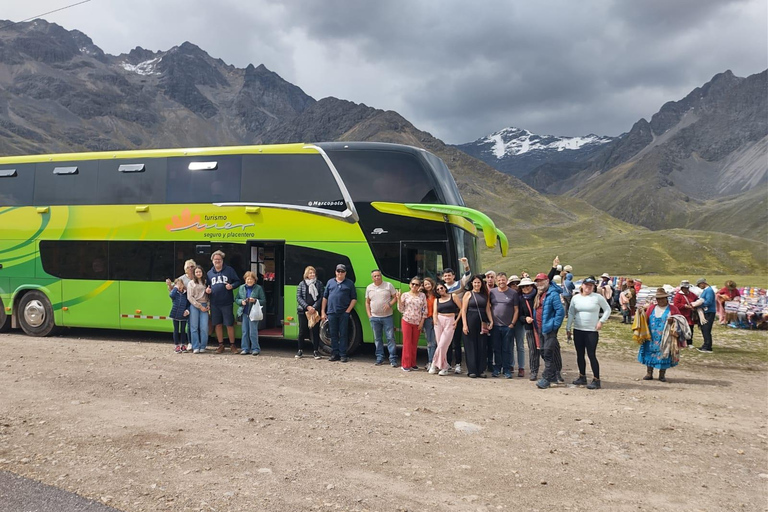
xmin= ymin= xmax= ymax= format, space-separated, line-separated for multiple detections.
xmin=236 ymin=271 xmax=266 ymax=355
xmin=296 ymin=266 xmax=324 ymax=359
xmin=461 ymin=275 xmax=493 ymax=378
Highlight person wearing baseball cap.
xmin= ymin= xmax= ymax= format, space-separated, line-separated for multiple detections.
xmin=691 ymin=278 xmax=716 ymax=353
xmin=673 ymin=280 xmax=698 ymax=348
xmin=566 ymin=277 xmax=610 ymax=389
xmin=321 ymin=264 xmax=357 ymax=362
xmin=533 ymin=258 xmax=566 ymax=389
xmin=638 ymin=288 xmax=683 ymax=382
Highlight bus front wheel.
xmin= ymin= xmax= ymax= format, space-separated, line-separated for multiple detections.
xmin=318 ymin=312 xmax=363 ymax=356
xmin=17 ymin=291 xmax=56 ymax=337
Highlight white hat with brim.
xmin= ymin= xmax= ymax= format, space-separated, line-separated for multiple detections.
xmin=600 ymin=273 xmax=610 ymax=279
xmin=518 ymin=277 xmax=535 ymax=287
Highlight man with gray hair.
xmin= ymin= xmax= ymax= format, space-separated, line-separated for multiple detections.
xmin=206 ymin=250 xmax=241 ymax=354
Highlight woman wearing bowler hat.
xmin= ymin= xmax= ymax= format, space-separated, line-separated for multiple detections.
xmin=638 ymin=288 xmax=682 ymax=382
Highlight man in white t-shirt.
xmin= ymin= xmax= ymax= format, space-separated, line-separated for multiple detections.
xmin=365 ymin=269 xmax=399 ymax=366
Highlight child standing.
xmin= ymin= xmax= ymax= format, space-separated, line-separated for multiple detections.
xmin=236 ymin=272 xmax=266 ymax=355
xmin=169 ymin=278 xmax=190 ymax=353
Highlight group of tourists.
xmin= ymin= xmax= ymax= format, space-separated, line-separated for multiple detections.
xmin=165 ymin=252 xmax=726 ymax=389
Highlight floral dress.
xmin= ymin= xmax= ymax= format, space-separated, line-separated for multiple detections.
xmin=637 ymin=306 xmax=678 ymax=369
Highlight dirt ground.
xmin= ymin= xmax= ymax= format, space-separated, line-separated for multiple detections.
xmin=0 ymin=328 xmax=766 ymax=512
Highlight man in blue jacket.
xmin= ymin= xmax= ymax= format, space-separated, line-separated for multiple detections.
xmin=534 ymin=272 xmax=565 ymax=389
xmin=321 ymin=264 xmax=357 ymax=362
xmin=693 ymin=277 xmax=717 ymax=353
xmin=206 ymin=250 xmax=241 ymax=353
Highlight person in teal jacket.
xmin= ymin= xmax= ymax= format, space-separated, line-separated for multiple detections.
xmin=236 ymin=271 xmax=267 ymax=355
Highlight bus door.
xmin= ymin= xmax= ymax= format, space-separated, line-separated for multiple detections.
xmin=399 ymin=241 xmax=449 ymax=283
xmin=248 ymin=241 xmax=284 ymax=337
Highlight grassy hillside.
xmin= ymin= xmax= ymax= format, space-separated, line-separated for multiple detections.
xmin=479 ymin=196 xmax=768 ymax=277
xmin=682 ymin=186 xmax=768 ymax=242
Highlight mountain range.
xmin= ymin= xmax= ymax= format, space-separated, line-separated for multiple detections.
xmin=462 ymin=70 xmax=768 ymax=243
xmin=0 ymin=19 xmax=765 ymax=275
xmin=455 ymin=127 xmax=614 ymax=177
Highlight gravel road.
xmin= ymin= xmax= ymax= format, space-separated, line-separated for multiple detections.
xmin=0 ymin=330 xmax=766 ymax=511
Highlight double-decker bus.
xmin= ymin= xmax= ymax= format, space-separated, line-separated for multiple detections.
xmin=0 ymin=142 xmax=507 ymax=353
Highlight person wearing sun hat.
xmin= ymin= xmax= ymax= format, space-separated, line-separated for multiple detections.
xmin=507 ymin=274 xmax=527 ymax=377
xmin=691 ymin=278 xmax=716 ymax=353
xmin=638 ymin=288 xmax=683 ymax=382
xmin=673 ymin=280 xmax=698 ymax=348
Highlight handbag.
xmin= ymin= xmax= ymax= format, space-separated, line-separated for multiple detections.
xmin=248 ymin=297 xmax=264 ymax=322
xmin=472 ymin=292 xmax=490 ymax=335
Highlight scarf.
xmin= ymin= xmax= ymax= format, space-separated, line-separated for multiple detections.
xmin=521 ymin=289 xmax=540 ymax=348
xmin=305 ymin=279 xmax=318 ymax=301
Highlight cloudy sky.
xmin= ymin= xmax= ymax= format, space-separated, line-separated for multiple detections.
xmin=5 ymin=0 xmax=767 ymax=143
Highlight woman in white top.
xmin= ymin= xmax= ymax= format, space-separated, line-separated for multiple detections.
xmin=566 ymin=276 xmax=611 ymax=389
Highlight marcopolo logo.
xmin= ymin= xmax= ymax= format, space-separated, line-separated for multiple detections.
xmin=166 ymin=209 xmax=255 ymax=239
xmin=308 ymin=200 xmax=344 ymax=207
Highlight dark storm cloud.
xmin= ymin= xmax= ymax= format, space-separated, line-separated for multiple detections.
xmin=6 ymin=0 xmax=766 ymax=143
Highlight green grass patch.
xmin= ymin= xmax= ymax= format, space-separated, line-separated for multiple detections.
xmin=597 ymin=313 xmax=768 ymax=372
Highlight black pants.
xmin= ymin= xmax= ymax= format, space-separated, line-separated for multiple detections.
xmin=541 ymin=330 xmax=560 ymax=383
xmin=687 ymin=322 xmax=696 ymax=346
xmin=700 ymin=312 xmax=716 ymax=350
xmin=525 ymin=328 xmax=541 ymax=375
xmin=447 ymin=318 xmax=463 ymax=367
xmin=298 ymin=312 xmax=320 ymax=352
xmin=573 ymin=329 xmax=600 ymax=379
xmin=172 ymin=320 xmax=188 ymax=346
xmin=463 ymin=314 xmax=487 ymax=376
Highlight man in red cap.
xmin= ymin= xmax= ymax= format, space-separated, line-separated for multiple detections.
xmin=534 ymin=258 xmax=566 ymax=389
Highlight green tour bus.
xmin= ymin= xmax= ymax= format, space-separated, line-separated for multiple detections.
xmin=0 ymin=142 xmax=508 ymax=353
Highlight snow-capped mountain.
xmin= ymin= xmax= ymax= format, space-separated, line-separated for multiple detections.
xmin=455 ymin=127 xmax=614 ymax=177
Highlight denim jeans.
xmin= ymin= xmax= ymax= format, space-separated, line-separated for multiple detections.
xmin=241 ymin=318 xmax=260 ymax=354
xmin=189 ymin=303 xmax=209 ymax=351
xmin=491 ymin=325 xmax=513 ymax=374
xmin=512 ymin=322 xmax=526 ymax=370
xmin=700 ymin=312 xmax=716 ymax=350
xmin=328 ymin=312 xmax=349 ymax=358
xmin=423 ymin=317 xmax=436 ymax=366
xmin=370 ymin=315 xmax=397 ymax=363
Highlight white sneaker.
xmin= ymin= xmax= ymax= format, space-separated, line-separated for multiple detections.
xmin=454 ymin=364 xmax=462 ymax=374
xmin=438 ymin=369 xmax=449 ymax=376
xmin=193 ymin=349 xmax=200 ymax=354
xmin=428 ymin=366 xmax=438 ymax=374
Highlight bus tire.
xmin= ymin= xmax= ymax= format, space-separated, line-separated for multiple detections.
xmin=0 ymin=297 xmax=9 ymax=333
xmin=17 ymin=290 xmax=56 ymax=337
xmin=318 ymin=312 xmax=363 ymax=356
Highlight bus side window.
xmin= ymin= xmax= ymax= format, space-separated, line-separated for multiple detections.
xmin=98 ymin=158 xmax=168 ymax=204
xmin=0 ymin=163 xmax=35 ymax=206
xmin=34 ymin=161 xmax=99 ymax=206
xmin=284 ymin=246 xmax=355 ymax=285
xmin=40 ymin=241 xmax=108 ymax=279
xmin=166 ymin=156 xmax=241 ymax=204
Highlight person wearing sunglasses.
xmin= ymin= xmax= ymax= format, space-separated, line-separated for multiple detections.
xmin=430 ymin=283 xmax=462 ymax=375
xmin=397 ymin=277 xmax=427 ymax=372
xmin=321 ymin=264 xmax=357 ymax=362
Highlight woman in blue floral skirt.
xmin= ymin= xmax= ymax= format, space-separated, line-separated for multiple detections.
xmin=638 ymin=288 xmax=682 ymax=382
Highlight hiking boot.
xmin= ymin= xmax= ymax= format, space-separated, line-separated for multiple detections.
xmin=643 ymin=367 xmax=654 ymax=380
xmin=587 ymin=378 xmax=601 ymax=390
xmin=572 ymin=374 xmax=588 ymax=386
xmin=536 ymin=378 xmax=550 ymax=389
xmin=529 ymin=372 xmax=538 ymax=382
xmin=658 ymin=370 xmax=667 ymax=382
xmin=518 ymin=368 xmax=525 ymax=378
xmin=230 ymin=345 xmax=240 ymax=354
xmin=215 ymin=344 xmax=225 ymax=354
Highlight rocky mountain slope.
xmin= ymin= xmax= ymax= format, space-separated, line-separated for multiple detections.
xmin=519 ymin=70 xmax=768 ymax=240
xmin=0 ymin=19 xmax=765 ymax=274
xmin=455 ymin=127 xmax=614 ymax=177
